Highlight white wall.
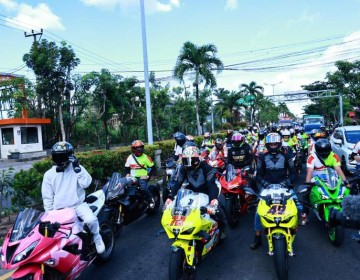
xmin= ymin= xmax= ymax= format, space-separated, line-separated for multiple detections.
xmin=0 ymin=125 xmax=44 ymax=159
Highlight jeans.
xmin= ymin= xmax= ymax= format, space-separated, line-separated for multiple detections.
xmin=75 ymin=202 xmax=100 ymax=237
xmin=138 ymin=178 xmax=153 ymax=201
xmin=254 ymin=188 xmax=303 ymax=231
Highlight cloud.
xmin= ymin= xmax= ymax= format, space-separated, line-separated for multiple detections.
xmin=80 ymin=0 xmax=180 ymax=13
xmin=287 ymin=10 xmax=320 ymax=27
xmin=0 ymin=0 xmax=17 ymax=10
xmin=225 ymin=0 xmax=238 ymax=10
xmin=3 ymin=2 xmax=65 ymax=31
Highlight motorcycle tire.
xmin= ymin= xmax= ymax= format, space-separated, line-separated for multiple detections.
xmin=273 ymin=235 xmax=288 ymax=280
xmin=224 ymin=196 xmax=241 ymax=228
xmin=146 ymin=186 xmax=161 ymax=215
xmin=94 ymin=220 xmax=115 ymax=265
xmin=169 ymin=249 xmax=196 ymax=280
xmin=329 ymin=225 xmax=345 ymax=247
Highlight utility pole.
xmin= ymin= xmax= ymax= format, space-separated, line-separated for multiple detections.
xmin=24 ymin=29 xmax=43 ymax=42
xmin=140 ymin=0 xmax=153 ymax=145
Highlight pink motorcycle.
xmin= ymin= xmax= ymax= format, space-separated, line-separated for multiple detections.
xmin=0 ymin=189 xmax=115 ymax=280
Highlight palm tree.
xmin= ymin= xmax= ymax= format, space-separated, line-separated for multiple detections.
xmin=213 ymin=88 xmax=246 ymax=125
xmin=174 ymin=41 xmax=224 ymax=135
xmin=240 ymin=81 xmax=264 ymax=125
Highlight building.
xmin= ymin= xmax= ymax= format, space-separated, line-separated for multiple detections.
xmin=0 ymin=73 xmax=51 ymax=159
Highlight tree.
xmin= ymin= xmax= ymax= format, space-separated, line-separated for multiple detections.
xmin=213 ymin=88 xmax=245 ymax=125
xmin=174 ymin=41 xmax=224 ymax=135
xmin=23 ymin=40 xmax=80 ymax=141
xmin=0 ymin=167 xmax=14 ymax=223
xmin=240 ymin=81 xmax=264 ymax=125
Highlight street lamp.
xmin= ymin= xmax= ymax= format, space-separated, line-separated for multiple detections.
xmin=264 ymin=81 xmax=284 ymax=95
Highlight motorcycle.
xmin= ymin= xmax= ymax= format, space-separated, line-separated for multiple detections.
xmin=161 ymin=157 xmax=178 ymax=203
xmin=245 ymin=185 xmax=300 ymax=280
xmin=300 ymin=167 xmax=357 ymax=246
xmin=218 ymin=164 xmax=256 ymax=228
xmin=102 ymin=172 xmax=160 ymax=236
xmin=0 ymin=189 xmax=115 ymax=280
xmin=298 ymin=138 xmax=308 ymax=163
xmin=161 ymin=188 xmax=222 ymax=280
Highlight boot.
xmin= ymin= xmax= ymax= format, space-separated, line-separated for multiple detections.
xmin=250 ymin=234 xmax=262 ymax=250
xmin=94 ymin=234 xmax=105 ymax=254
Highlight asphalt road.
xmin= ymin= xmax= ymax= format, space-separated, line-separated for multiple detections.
xmin=1 ymin=165 xmax=360 ymax=280
xmin=78 ymin=169 xmax=360 ymax=280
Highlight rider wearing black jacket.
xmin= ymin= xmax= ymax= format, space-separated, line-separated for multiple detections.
xmin=166 ymin=146 xmax=227 ymax=238
xmin=250 ymin=133 xmax=295 ymax=250
xmin=227 ymin=133 xmax=254 ymax=169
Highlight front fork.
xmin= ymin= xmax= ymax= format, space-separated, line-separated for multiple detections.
xmin=172 ymin=239 xmax=196 ymax=267
xmin=266 ymin=229 xmax=296 ymax=256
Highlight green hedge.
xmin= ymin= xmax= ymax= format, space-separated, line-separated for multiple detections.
xmin=11 ymin=134 xmax=226 ymax=208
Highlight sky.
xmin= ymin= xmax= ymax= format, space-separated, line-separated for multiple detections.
xmin=1 ymin=0 xmax=360 ymax=117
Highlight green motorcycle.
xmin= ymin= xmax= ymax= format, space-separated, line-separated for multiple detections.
xmin=302 ymin=167 xmax=351 ymax=246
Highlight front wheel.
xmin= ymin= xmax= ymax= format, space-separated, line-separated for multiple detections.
xmin=224 ymin=196 xmax=241 ymax=228
xmin=273 ymin=236 xmax=288 ymax=280
xmin=169 ymin=249 xmax=196 ymax=280
xmin=329 ymin=225 xmax=345 ymax=247
xmin=94 ymin=221 xmax=115 ymax=265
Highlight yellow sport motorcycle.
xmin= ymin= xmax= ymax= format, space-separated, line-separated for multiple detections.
xmin=245 ymin=184 xmax=299 ymax=280
xmin=161 ymin=188 xmax=221 ymax=280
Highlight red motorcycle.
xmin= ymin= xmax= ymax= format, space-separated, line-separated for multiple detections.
xmin=201 ymin=150 xmax=226 ymax=174
xmin=219 ymin=164 xmax=256 ymax=228
xmin=0 ymin=189 xmax=115 ymax=280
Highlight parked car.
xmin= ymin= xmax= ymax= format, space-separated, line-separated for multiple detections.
xmin=330 ymin=126 xmax=360 ymax=173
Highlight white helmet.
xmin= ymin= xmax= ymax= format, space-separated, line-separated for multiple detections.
xmin=281 ymin=129 xmax=290 ymax=136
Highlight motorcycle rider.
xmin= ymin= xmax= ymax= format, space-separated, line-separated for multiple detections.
xmin=125 ymin=140 xmax=156 ymax=209
xmin=250 ymin=133 xmax=296 ymax=250
xmin=208 ymin=138 xmax=227 ymax=160
xmin=308 ymin=129 xmax=318 ymax=154
xmin=301 ymin=138 xmax=348 ymax=225
xmin=201 ymin=132 xmax=215 ymax=151
xmin=227 ymin=133 xmax=254 ymax=170
xmin=41 ymin=141 xmax=105 ymax=254
xmin=252 ymin=129 xmax=267 ymax=156
xmin=173 ymin=132 xmax=186 ymax=161
xmin=319 ymin=124 xmax=329 ymax=139
xmin=165 ymin=146 xmax=227 ymax=239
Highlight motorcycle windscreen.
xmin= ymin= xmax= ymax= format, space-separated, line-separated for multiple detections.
xmin=172 ymin=188 xmax=195 ymax=216
xmin=226 ymin=164 xmax=236 ymax=181
xmin=316 ymin=168 xmax=338 ymax=190
xmin=104 ymin=172 xmax=126 ymax=199
xmin=10 ymin=208 xmax=43 ymax=242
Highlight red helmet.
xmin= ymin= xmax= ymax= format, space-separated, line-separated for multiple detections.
xmin=131 ymin=140 xmax=144 ymax=156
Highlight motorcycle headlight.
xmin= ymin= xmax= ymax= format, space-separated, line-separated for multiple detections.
xmin=172 ymin=229 xmax=180 ymax=237
xmin=12 ymin=240 xmax=39 ymax=264
xmin=182 ymin=227 xmax=195 ymax=235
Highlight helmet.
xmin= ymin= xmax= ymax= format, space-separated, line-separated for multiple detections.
xmin=239 ymin=129 xmax=245 ymax=134
xmin=173 ymin=132 xmax=186 ymax=147
xmin=309 ymin=129 xmax=318 ymax=137
xmin=294 ymin=126 xmax=300 ymax=132
xmin=320 ymin=124 xmax=325 ymax=129
xmin=299 ymin=127 xmax=304 ymax=132
xmin=289 ymin=128 xmax=295 ymax=136
xmin=204 ymin=132 xmax=211 ymax=138
xmin=231 ymin=133 xmax=244 ymax=147
xmin=186 ymin=135 xmax=194 ymax=142
xmin=182 ymin=146 xmax=201 ymax=169
xmin=183 ymin=140 xmax=197 ymax=149
xmin=215 ymin=138 xmax=224 ymax=150
xmin=226 ymin=129 xmax=233 ymax=136
xmin=314 ymin=132 xmax=324 ymax=140
xmin=265 ymin=133 xmax=282 ymax=154
xmin=315 ymin=139 xmax=331 ymax=159
xmin=131 ymin=140 xmax=145 ymax=156
xmin=253 ymin=126 xmax=258 ymax=131
xmin=51 ymin=141 xmax=74 ymax=168
xmin=281 ymin=129 xmax=290 ymax=139
xmin=258 ymin=129 xmax=266 ymax=140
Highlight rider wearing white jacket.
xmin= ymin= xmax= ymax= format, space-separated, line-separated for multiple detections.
xmin=41 ymin=142 xmax=105 ymax=254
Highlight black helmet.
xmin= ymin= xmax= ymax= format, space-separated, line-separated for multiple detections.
xmin=258 ymin=129 xmax=266 ymax=140
xmin=265 ymin=133 xmax=281 ymax=154
xmin=173 ymin=132 xmax=186 ymax=147
xmin=215 ymin=138 xmax=224 ymax=150
xmin=315 ymin=139 xmax=332 ymax=159
xmin=51 ymin=141 xmax=74 ymax=168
